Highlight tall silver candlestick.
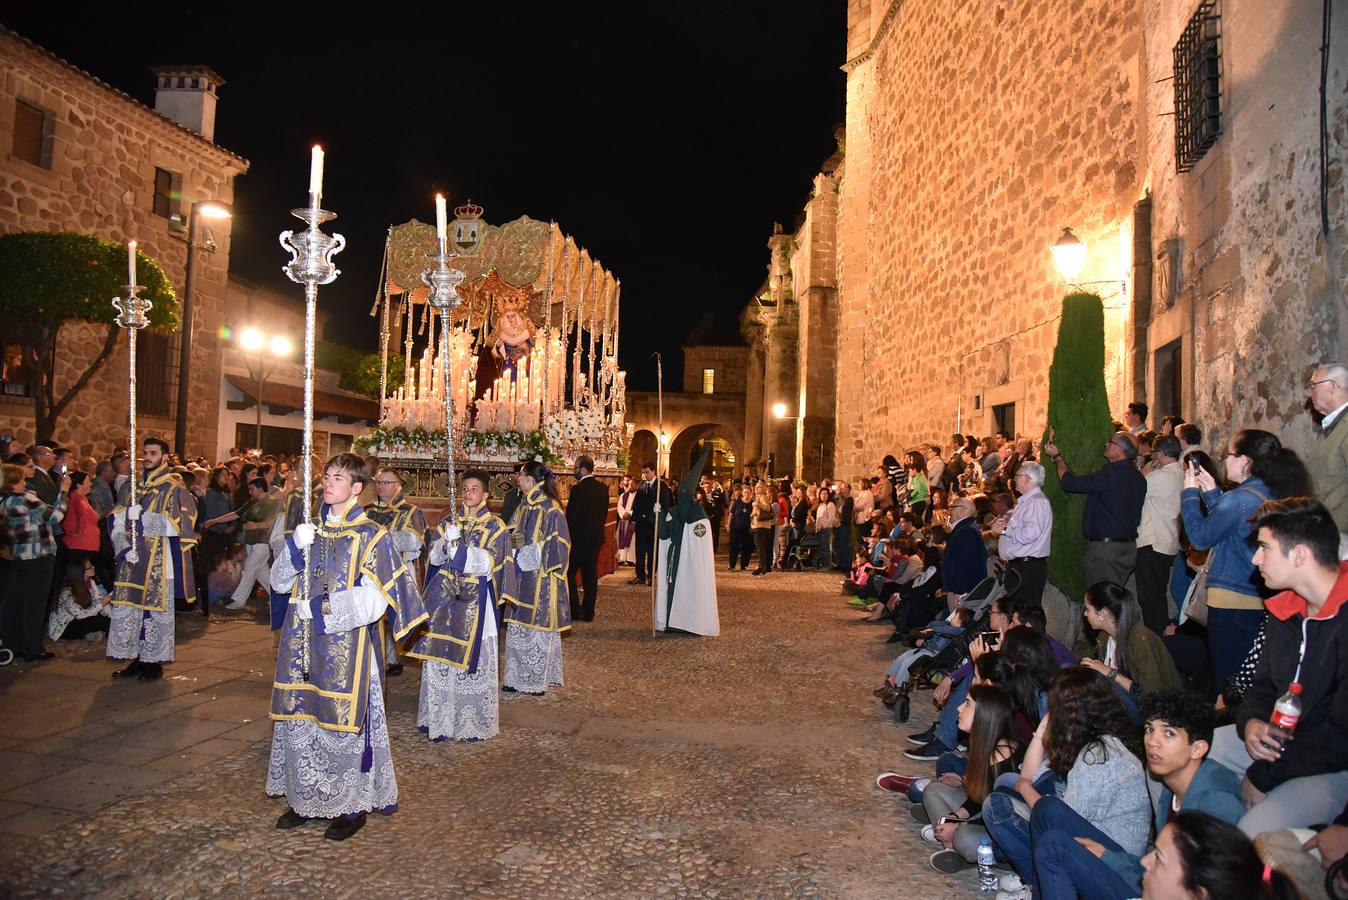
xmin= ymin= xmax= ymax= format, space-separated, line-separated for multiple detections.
xmin=421 ymin=238 xmax=466 ymax=516
xmin=112 ymin=279 xmax=152 ymax=556
xmin=279 ymin=196 xmax=346 ymax=679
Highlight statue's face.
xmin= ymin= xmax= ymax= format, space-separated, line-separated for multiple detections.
xmin=498 ymin=310 xmax=532 ymax=345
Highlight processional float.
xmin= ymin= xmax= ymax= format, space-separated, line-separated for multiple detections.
xmin=357 ymin=202 xmax=633 ymax=496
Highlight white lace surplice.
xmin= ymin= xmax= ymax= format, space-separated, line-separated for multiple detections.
xmin=417 ymin=637 xmax=499 ymax=741
xmin=266 ymin=662 xmax=397 ymax=819
xmin=502 ymin=626 xmax=563 ymax=694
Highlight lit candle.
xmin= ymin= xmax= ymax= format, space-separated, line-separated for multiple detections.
xmin=127 ymin=240 xmax=137 ymax=289
xmin=309 ymin=145 xmax=324 ymax=201
xmin=435 ymin=194 xmax=447 ymax=242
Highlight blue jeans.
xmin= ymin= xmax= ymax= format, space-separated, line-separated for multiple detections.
xmin=1031 ymin=797 xmax=1134 ymax=900
xmin=935 ymin=675 xmax=971 ymax=749
xmin=984 ymin=771 xmax=1058 ymax=886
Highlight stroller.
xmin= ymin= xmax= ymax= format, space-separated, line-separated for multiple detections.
xmin=784 ymin=530 xmax=825 ymax=570
xmin=885 ymin=562 xmax=1020 ymax=723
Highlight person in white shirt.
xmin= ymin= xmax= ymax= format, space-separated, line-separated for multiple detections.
xmin=922 ymin=445 xmax=945 ymax=493
xmin=853 ymin=478 xmax=875 ymax=527
xmin=990 ymin=462 xmax=1052 ymax=608
xmin=1135 ymin=436 xmax=1186 ymax=633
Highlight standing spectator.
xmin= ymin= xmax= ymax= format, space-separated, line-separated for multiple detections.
xmin=979 ymin=436 xmax=1002 ymax=480
xmin=942 ymin=496 xmax=988 ymax=598
xmin=834 ymin=480 xmax=854 ymax=568
xmin=111 ymin=452 xmax=131 ymax=498
xmin=1159 ymin=413 xmax=1185 ymax=436
xmin=943 ymin=434 xmax=966 ymax=491
xmin=923 ymin=444 xmax=945 ymax=495
xmin=196 ymin=466 xmax=236 ymax=576
xmin=813 ymin=487 xmax=838 ymax=569
xmin=565 ymin=454 xmax=608 ymax=623
xmin=727 ymin=484 xmax=753 ymax=571
xmin=26 ymin=445 xmax=58 ymax=504
xmin=1181 ymin=429 xmax=1311 ymax=690
xmin=1135 ymin=435 xmax=1185 ymax=634
xmin=630 ymin=462 xmax=667 ymax=587
xmin=88 ymin=461 xmax=116 ymax=518
xmin=1042 ymin=431 xmax=1147 ymax=589
xmin=1124 ymin=401 xmax=1149 ymax=436
xmin=905 ymin=451 xmax=930 ymax=519
xmin=853 ymin=476 xmax=874 ymax=530
xmin=1304 ymin=363 xmax=1348 ymax=534
xmin=992 ymin=462 xmax=1053 ymax=608
xmin=58 ymin=471 xmax=102 ymax=568
xmin=881 ymin=454 xmax=907 ymax=506
xmin=0 ymin=462 xmax=69 ymax=661
xmin=1176 ymin=423 xmax=1203 ymax=460
xmin=702 ymin=476 xmax=726 ymax=553
xmin=750 ymin=481 xmax=776 ymax=576
xmin=201 ymin=477 xmax=279 ymax=610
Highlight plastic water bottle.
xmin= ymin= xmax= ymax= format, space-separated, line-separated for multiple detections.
xmin=1269 ymin=682 xmax=1303 ymax=750
xmin=977 ymin=837 xmax=998 ymax=893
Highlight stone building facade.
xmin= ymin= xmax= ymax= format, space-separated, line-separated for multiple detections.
xmin=750 ymin=0 xmax=1348 ymax=479
xmin=0 ymin=28 xmax=248 ymax=457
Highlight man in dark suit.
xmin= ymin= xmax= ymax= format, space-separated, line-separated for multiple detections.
xmin=630 ymin=461 xmax=671 ymax=586
xmin=26 ymin=444 xmax=58 ymax=505
xmin=565 ymin=455 xmax=609 ymax=622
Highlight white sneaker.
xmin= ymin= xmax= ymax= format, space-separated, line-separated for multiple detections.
xmin=995 ymin=889 xmax=1032 ymax=900
xmin=998 ymin=873 xmax=1026 ymax=891
xmin=920 ymin=824 xmax=941 ymax=845
xmin=224 ymin=599 xmax=247 ymax=610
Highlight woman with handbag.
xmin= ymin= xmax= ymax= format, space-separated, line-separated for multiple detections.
xmin=1179 ymin=429 xmax=1311 ymax=692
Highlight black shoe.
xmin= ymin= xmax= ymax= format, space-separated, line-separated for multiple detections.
xmin=112 ymin=660 xmax=144 ymax=679
xmin=324 ymin=813 xmax=366 ymax=841
xmin=885 ymin=631 xmax=904 ymax=644
xmin=907 ymin=724 xmax=937 ymax=746
xmin=903 ymin=738 xmax=954 ymax=762
xmin=385 ymin=663 xmax=404 ymax=677
xmin=502 ymin=686 xmax=518 ymax=693
xmin=627 ymin=577 xmax=643 ymax=585
xmin=910 ymin=802 xmax=930 ymax=824
xmin=276 ymin=808 xmax=311 ymax=829
xmin=138 ymin=663 xmax=164 ymax=681
xmin=582 ymin=613 xmax=595 ymax=622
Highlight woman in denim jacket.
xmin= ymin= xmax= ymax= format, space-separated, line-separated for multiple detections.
xmin=1179 ymin=429 xmax=1310 ymax=690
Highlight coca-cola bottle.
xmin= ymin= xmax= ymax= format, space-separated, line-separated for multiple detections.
xmin=1269 ymin=682 xmax=1303 ymax=749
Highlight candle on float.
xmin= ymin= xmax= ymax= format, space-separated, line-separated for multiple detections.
xmin=127 ymin=240 xmax=137 ymax=289
xmin=435 ymin=194 xmax=447 ymax=242
xmin=309 ymin=145 xmax=324 ymax=202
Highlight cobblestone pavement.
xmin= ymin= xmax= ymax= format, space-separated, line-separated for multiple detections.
xmin=0 ymin=565 xmax=976 ymax=898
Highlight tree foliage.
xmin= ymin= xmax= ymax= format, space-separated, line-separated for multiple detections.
xmin=1042 ymin=292 xmax=1116 ymax=603
xmin=0 ymin=232 xmax=178 ymax=440
xmin=314 ymin=339 xmax=405 ymax=398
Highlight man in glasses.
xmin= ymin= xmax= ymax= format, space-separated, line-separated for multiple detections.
xmin=366 ymin=466 xmax=427 ymax=676
xmin=1042 ymin=431 xmax=1146 ymax=589
xmin=1305 ymin=363 xmax=1348 ymax=535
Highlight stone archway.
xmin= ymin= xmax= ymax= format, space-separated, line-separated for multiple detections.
xmin=666 ymin=423 xmax=745 ymax=482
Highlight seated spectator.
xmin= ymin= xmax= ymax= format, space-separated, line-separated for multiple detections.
xmin=1140 ymin=811 xmax=1298 ymax=900
xmin=206 ymin=543 xmax=245 ymax=608
xmin=942 ymin=496 xmax=988 ymax=599
xmin=1030 ymin=689 xmax=1244 ymax=899
xmin=47 ymin=557 xmax=111 ymax=641
xmin=984 ymin=667 xmax=1150 ymax=897
xmin=1008 ymin=603 xmax=1076 ymax=667
xmin=920 ymin=685 xmax=1023 ymax=874
xmin=1208 ymin=497 xmax=1348 ymax=837
xmin=1081 ymin=581 xmax=1183 ymax=704
xmin=884 ymin=607 xmax=974 ymax=688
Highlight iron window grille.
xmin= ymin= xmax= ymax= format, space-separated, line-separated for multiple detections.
xmin=1173 ymin=1 xmax=1222 ymax=172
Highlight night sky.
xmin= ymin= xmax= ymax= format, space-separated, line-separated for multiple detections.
xmin=4 ymin=3 xmax=846 ymax=390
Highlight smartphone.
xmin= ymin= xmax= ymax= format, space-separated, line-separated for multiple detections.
xmin=1189 ymin=458 xmax=1201 ymax=475
xmin=1048 ymin=426 xmax=1056 ymax=443
xmin=940 ymin=815 xmax=968 ymax=825
xmin=981 ymin=631 xmax=1001 ymax=648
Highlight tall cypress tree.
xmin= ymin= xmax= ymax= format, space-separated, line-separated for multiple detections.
xmin=1042 ymin=292 xmax=1115 ymax=603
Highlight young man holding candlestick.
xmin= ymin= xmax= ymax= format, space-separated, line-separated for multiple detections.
xmin=366 ymin=466 xmax=427 ymax=677
xmin=107 ymin=436 xmax=198 ymax=681
xmin=408 ymin=469 xmax=514 ymax=740
xmin=266 ymin=452 xmax=427 ymax=841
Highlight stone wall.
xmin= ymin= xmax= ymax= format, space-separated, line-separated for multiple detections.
xmin=834 ymin=0 xmax=1145 ymax=477
xmin=0 ymin=30 xmax=247 ymax=458
xmin=682 ymin=345 xmax=747 ymax=395
xmin=829 ymin=0 xmax=1348 ymax=474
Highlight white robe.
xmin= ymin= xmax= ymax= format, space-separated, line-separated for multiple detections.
xmin=654 ymin=519 xmax=720 ymax=636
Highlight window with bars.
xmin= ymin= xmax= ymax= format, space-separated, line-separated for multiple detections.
xmin=135 ymin=330 xmax=177 ymax=417
xmin=702 ymin=368 xmax=715 ymax=394
xmin=13 ymin=99 xmax=54 ymax=169
xmin=1173 ymin=1 xmax=1222 ymax=173
xmin=152 ymin=167 xmax=182 ymax=219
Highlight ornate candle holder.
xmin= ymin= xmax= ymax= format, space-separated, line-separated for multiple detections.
xmin=279 ymin=201 xmax=346 ymax=678
xmin=112 ymin=284 xmax=153 ymax=559
xmin=421 ymin=240 xmax=466 ymax=515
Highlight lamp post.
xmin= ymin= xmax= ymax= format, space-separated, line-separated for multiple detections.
xmin=1050 ymin=226 xmax=1126 ymax=297
xmin=238 ymin=326 xmax=293 ymax=452
xmin=174 ymin=200 xmax=232 ymax=456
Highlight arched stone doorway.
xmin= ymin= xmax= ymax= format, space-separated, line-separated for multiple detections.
xmin=666 ymin=423 xmax=744 ymax=482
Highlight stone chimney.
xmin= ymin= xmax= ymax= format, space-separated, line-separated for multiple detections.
xmin=150 ymin=66 xmax=223 ymax=141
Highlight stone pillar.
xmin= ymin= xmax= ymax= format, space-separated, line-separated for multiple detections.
xmin=796 ymin=174 xmax=839 ymax=483
xmin=743 ymin=325 xmax=765 ymax=473
xmin=762 ymin=307 xmax=800 ymax=479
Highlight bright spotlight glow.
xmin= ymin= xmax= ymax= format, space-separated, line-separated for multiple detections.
xmin=239 ymin=327 xmax=264 ymax=352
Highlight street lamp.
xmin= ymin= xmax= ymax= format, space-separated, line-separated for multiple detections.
xmin=1050 ymin=227 xmax=1086 ymax=281
xmin=237 ymin=326 xmax=293 ymax=452
xmin=174 ymin=199 xmax=233 ymax=456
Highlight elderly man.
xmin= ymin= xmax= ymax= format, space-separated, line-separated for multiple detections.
xmin=1135 ymin=435 xmax=1185 ymax=633
xmin=992 ymin=461 xmax=1052 ymax=607
xmin=1305 ymin=363 xmax=1348 ymax=534
xmin=26 ymin=445 xmax=58 ymax=505
xmin=1042 ymin=431 xmax=1147 ymax=590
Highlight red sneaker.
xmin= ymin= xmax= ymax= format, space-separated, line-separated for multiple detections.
xmin=875 ymin=773 xmax=919 ymax=793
